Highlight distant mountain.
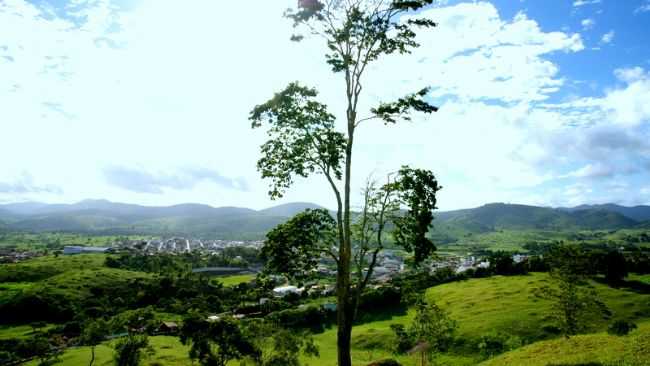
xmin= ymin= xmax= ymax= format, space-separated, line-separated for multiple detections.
xmin=0 ymin=200 xmax=325 ymax=239
xmin=560 ymin=204 xmax=650 ymax=222
xmin=435 ymin=203 xmax=638 ymax=233
xmin=0 ymin=200 xmax=645 ymax=240
xmin=258 ymin=202 xmax=325 ymax=217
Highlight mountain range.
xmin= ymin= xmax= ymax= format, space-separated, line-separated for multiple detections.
xmin=0 ymin=200 xmax=648 ymax=240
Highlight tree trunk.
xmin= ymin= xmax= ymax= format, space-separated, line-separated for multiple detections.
xmin=336 ymin=288 xmax=353 ymax=366
xmin=89 ymin=346 xmax=95 ymax=366
xmin=336 ymin=100 xmax=356 ymax=365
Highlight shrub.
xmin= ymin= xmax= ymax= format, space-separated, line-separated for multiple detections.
xmin=389 ymin=324 xmax=413 ymax=354
xmin=477 ymin=332 xmax=522 ymax=358
xmin=607 ymin=320 xmax=637 ymax=336
xmin=367 ymin=359 xmax=402 ymax=366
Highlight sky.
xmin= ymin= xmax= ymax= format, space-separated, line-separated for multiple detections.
xmin=1 ymin=0 xmax=649 ymax=211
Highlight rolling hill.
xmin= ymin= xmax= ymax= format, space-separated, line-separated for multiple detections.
xmin=561 ymin=203 xmax=650 ymax=222
xmin=435 ymin=203 xmax=638 ymax=233
xmin=0 ymin=200 xmax=645 ymax=239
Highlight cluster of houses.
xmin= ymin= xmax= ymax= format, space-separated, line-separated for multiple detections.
xmin=63 ymin=246 xmax=112 ymax=255
xmin=0 ymin=249 xmax=42 ymax=263
xmin=111 ymin=237 xmax=263 ymax=254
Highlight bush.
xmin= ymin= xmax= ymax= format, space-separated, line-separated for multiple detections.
xmin=389 ymin=324 xmax=413 ymax=354
xmin=367 ymin=359 xmax=402 ymax=366
xmin=359 ymin=286 xmax=401 ymax=311
xmin=266 ymin=305 xmax=333 ymax=332
xmin=607 ymin=320 xmax=637 ymax=336
xmin=477 ymin=332 xmax=522 ymax=358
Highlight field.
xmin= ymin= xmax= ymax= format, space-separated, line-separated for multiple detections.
xmin=479 ymin=322 xmax=650 ymax=366
xmin=214 ymin=274 xmax=256 ymax=287
xmin=0 ymin=232 xmax=147 ymax=251
xmin=19 ymin=272 xmax=650 ymax=366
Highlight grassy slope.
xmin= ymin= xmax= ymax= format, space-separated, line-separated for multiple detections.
xmin=15 ymin=272 xmax=650 ymax=366
xmin=479 ymin=321 xmax=650 ymax=366
xmin=0 ymin=254 xmax=108 ymax=282
xmin=215 ymin=274 xmax=256 ymax=287
xmin=24 ymin=336 xmax=191 ymax=366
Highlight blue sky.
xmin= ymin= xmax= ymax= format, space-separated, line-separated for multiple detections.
xmin=0 ymin=0 xmax=649 ymax=210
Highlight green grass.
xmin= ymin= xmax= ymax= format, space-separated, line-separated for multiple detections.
xmin=29 ymin=267 xmax=152 ymax=304
xmin=631 ymin=273 xmax=650 ymax=285
xmin=479 ymin=321 xmax=650 ymax=366
xmin=0 ymin=254 xmax=108 ymax=282
xmin=0 ymin=232 xmax=147 ymax=250
xmin=24 ymin=336 xmax=191 ymax=366
xmin=13 ymin=272 xmax=650 ymax=366
xmin=215 ymin=274 xmax=256 ymax=287
xmin=308 ymin=273 xmax=650 ymax=366
xmin=0 ymin=324 xmax=55 ymax=340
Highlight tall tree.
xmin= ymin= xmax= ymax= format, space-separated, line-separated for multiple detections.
xmin=251 ymin=2 xmax=440 ymax=365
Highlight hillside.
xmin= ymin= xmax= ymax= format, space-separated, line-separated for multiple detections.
xmin=0 ymin=200 xmax=645 ymax=239
xmin=562 ymin=203 xmax=650 ymax=222
xmin=435 ymin=203 xmax=638 ymax=233
xmin=479 ymin=322 xmax=650 ymax=366
xmin=19 ymin=272 xmax=650 ymax=366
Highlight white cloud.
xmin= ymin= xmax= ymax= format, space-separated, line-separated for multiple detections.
xmin=6 ymin=0 xmax=650 ymax=210
xmin=565 ymin=163 xmax=613 ymax=179
xmin=614 ymin=66 xmax=648 ymax=82
xmin=581 ymin=18 xmax=596 ymax=30
xmin=635 ymin=1 xmax=650 ymax=13
xmin=601 ymin=30 xmax=615 ymax=44
xmin=573 ymin=0 xmax=602 ymax=7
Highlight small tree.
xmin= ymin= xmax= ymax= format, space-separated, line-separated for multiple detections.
xmin=242 ymin=320 xmax=319 ymax=366
xmin=250 ymin=1 xmax=441 ymax=364
xmin=81 ymin=319 xmax=107 ymax=366
xmin=537 ymin=245 xmax=608 ymax=337
xmin=408 ymin=298 xmax=456 ymax=362
xmin=113 ymin=334 xmax=151 ymax=366
xmin=29 ymin=335 xmax=56 ymax=366
xmin=179 ymin=314 xmax=258 ymax=366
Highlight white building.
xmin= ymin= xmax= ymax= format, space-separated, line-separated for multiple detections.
xmin=272 ymin=285 xmax=304 ymax=297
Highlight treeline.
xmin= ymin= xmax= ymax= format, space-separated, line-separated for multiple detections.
xmin=105 ymin=247 xmax=261 ymax=273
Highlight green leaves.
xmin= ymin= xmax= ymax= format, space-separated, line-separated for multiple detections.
xmin=251 ymin=83 xmax=345 ymax=199
xmin=261 ymin=209 xmax=337 ymax=282
xmin=393 ymin=0 xmax=435 ymax=11
xmin=371 ymin=88 xmax=438 ymax=124
xmin=387 ymin=167 xmax=441 ymax=264
xmin=180 ymin=314 xmax=259 ymax=366
xmin=284 ymin=1 xmax=438 ymax=74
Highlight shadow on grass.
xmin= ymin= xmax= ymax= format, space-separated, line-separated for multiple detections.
xmin=593 ymin=276 xmax=650 ymax=294
xmin=354 ymin=305 xmax=409 ymax=325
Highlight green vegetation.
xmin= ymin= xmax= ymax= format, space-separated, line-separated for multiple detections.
xmin=216 ymin=274 xmax=255 ymax=287
xmin=4 ymin=267 xmax=649 ymax=366
xmin=479 ymin=321 xmax=650 ymax=366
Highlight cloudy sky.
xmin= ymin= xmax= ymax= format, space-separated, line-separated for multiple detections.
xmin=1 ymin=0 xmax=650 ymax=210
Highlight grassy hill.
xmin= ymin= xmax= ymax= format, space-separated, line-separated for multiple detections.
xmin=564 ymin=203 xmax=650 ymax=222
xmin=13 ymin=272 xmax=650 ymax=365
xmin=436 ymin=203 xmax=638 ymax=233
xmin=479 ymin=322 xmax=650 ymax=366
xmin=29 ymin=272 xmax=650 ymax=365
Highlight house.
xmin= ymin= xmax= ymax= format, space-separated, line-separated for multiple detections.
xmin=158 ymin=322 xmax=179 ymax=334
xmin=272 ymin=285 xmax=303 ymax=297
xmin=512 ymin=254 xmax=527 ymax=264
xmin=63 ymin=246 xmax=110 ymax=255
